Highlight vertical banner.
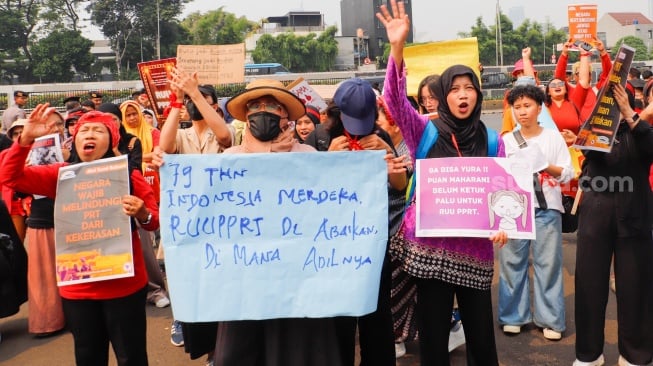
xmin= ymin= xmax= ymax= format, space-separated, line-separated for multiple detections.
xmin=286 ymin=77 xmax=328 ymax=112
xmin=568 ymin=4 xmax=598 ymax=42
xmin=54 ymin=156 xmax=133 ymax=286
xmin=415 ymin=157 xmax=535 ymax=240
xmin=137 ymin=57 xmax=177 ymax=126
xmin=176 ymin=44 xmax=246 ymax=85
xmin=573 ymin=44 xmax=635 ymax=152
xmin=160 ymin=152 xmax=388 ymax=322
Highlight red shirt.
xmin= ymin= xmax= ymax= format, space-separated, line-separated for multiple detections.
xmin=0 ymin=142 xmax=159 ymax=300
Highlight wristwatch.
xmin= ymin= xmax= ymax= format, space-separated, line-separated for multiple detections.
xmin=626 ymin=113 xmax=639 ymax=123
xmin=139 ymin=212 xmax=152 ymax=225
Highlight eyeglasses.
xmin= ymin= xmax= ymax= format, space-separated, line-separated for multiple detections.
xmin=549 ymin=81 xmax=565 ymax=88
xmin=246 ymin=101 xmax=283 ymax=113
xmin=420 ymin=95 xmax=436 ymax=104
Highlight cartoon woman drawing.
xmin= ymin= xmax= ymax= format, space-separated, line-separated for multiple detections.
xmin=488 ymin=190 xmax=528 ymax=232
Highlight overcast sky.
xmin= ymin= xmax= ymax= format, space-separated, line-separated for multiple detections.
xmin=85 ymin=0 xmax=652 ymax=42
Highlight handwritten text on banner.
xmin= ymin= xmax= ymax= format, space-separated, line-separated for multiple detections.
xmin=160 ymin=151 xmax=389 ymax=322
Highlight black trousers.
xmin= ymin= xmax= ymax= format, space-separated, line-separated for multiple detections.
xmin=62 ymin=286 xmax=148 ymax=366
xmin=337 ymin=255 xmax=396 ymax=366
xmin=415 ymin=278 xmax=498 ymax=366
xmin=575 ymin=193 xmax=653 ymax=364
xmin=357 ymin=255 xmax=396 ymax=366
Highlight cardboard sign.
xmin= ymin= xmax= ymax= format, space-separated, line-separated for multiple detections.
xmin=568 ymin=4 xmax=598 ymax=42
xmin=573 ymin=44 xmax=635 ymax=152
xmin=160 ymin=151 xmax=388 ymax=322
xmin=286 ymin=77 xmax=328 ymax=112
xmin=138 ymin=57 xmax=177 ymax=126
xmin=404 ymin=38 xmax=479 ymax=97
xmin=416 ymin=157 xmax=535 ymax=240
xmin=176 ymin=44 xmax=246 ymax=85
xmin=54 ymin=156 xmax=133 ymax=286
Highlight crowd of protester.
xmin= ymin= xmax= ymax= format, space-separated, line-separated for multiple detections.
xmin=2 ymin=1 xmax=653 ymax=365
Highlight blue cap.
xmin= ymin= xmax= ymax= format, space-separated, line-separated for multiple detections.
xmin=333 ymin=78 xmax=377 ymax=136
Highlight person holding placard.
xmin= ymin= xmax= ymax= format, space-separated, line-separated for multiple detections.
xmin=554 ymin=37 xmax=611 ymax=123
xmin=0 ymin=106 xmax=159 ymax=365
xmin=210 ymin=78 xmax=350 ymax=366
xmin=569 ymin=84 xmax=653 ymax=366
xmin=377 ymin=1 xmax=507 ymax=364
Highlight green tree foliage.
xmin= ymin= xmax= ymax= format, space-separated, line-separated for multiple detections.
xmin=611 ymin=36 xmax=650 ymax=61
xmin=88 ymin=0 xmax=186 ymax=79
xmin=0 ymin=1 xmax=40 ymax=83
xmin=181 ymin=7 xmax=258 ymax=45
xmin=250 ymin=26 xmax=339 ymax=72
xmin=40 ymin=0 xmax=86 ymax=32
xmin=32 ymin=30 xmax=94 ymax=82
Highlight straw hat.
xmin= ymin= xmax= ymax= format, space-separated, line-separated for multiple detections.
xmin=226 ymin=79 xmax=305 ymax=121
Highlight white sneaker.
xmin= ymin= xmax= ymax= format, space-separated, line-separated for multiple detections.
xmin=155 ymin=296 xmax=170 ymax=308
xmin=502 ymin=324 xmax=521 ymax=334
xmin=573 ymin=354 xmax=605 ymax=366
xmin=395 ymin=342 xmax=406 ymax=358
xmin=543 ymin=328 xmax=562 ymax=340
xmin=448 ymin=322 xmax=466 ymax=351
xmin=618 ymin=355 xmax=642 ymax=366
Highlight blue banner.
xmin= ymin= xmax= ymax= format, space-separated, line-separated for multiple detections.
xmin=160 ymin=151 xmax=389 ymax=321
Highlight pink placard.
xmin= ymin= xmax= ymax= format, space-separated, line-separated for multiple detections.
xmin=416 ymin=157 xmax=535 ymax=239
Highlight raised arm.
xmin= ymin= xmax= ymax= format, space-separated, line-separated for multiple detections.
xmin=376 ymin=0 xmax=428 ymax=155
xmin=521 ymin=47 xmax=534 ymax=78
xmin=159 ymin=74 xmax=184 ymax=153
xmin=555 ymin=39 xmax=573 ymax=81
xmin=170 ymin=67 xmax=233 ymax=147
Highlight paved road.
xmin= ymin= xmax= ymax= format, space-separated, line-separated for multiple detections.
xmin=0 ymin=233 xmax=623 ymax=366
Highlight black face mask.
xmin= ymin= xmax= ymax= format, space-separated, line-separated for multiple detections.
xmin=186 ymin=100 xmax=204 ymax=121
xmin=248 ymin=112 xmax=281 ymax=141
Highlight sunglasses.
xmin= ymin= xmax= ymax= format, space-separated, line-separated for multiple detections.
xmin=549 ymin=81 xmax=565 ymax=88
xmin=246 ymin=101 xmax=283 ymax=113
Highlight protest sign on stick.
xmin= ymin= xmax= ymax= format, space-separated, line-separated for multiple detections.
xmin=54 ymin=155 xmax=133 ymax=286
xmin=568 ymin=4 xmax=598 ymax=42
xmin=137 ymin=57 xmax=177 ymax=126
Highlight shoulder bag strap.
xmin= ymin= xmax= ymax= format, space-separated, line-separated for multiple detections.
xmin=512 ymin=130 xmax=548 ymax=210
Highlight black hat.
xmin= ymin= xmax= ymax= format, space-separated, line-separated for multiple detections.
xmin=199 ymin=84 xmax=218 ymax=104
xmin=14 ymin=90 xmax=28 ymax=98
xmin=97 ymin=103 xmax=122 ymax=121
xmin=89 ymin=91 xmax=103 ymax=98
xmin=63 ymin=95 xmax=81 ymax=104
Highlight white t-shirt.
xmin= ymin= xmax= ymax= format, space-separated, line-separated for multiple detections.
xmin=502 ymin=128 xmax=574 ymax=213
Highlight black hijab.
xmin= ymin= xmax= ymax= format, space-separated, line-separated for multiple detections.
xmin=430 ymin=64 xmax=489 ymax=157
